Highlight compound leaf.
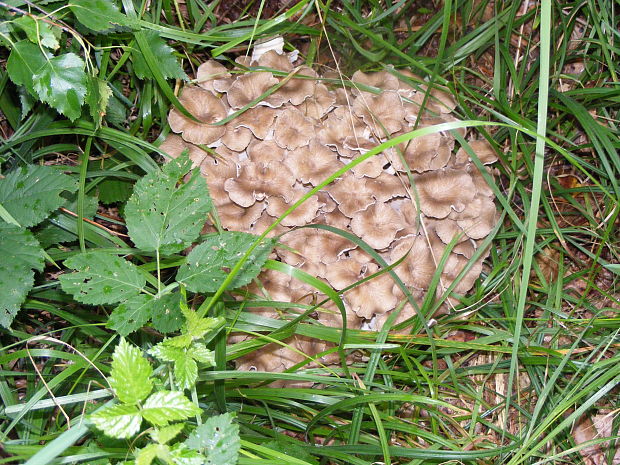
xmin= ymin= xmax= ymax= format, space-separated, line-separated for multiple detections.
xmin=177 ymin=232 xmax=275 ymax=293
xmin=107 ymin=294 xmax=153 ymax=336
xmin=109 ymin=338 xmax=153 ymax=404
xmin=90 ymin=403 xmax=142 ymax=439
xmin=0 ymin=164 xmax=77 ymax=228
xmin=0 ymin=223 xmax=45 ymax=328
xmin=59 ymin=251 xmax=146 ymax=305
xmin=133 ymin=30 xmax=187 ymax=80
xmin=185 ymin=413 xmax=239 ymax=465
xmin=33 ymin=53 xmax=87 ymax=121
xmin=69 ymin=0 xmax=131 ymax=32
xmin=188 ymin=343 xmax=215 ymax=365
xmin=6 ymin=40 xmax=49 ymax=96
xmin=125 ymin=153 xmax=212 ymax=255
xmin=142 ymin=391 xmax=200 ymax=426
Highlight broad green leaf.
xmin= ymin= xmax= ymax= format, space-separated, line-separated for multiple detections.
xmin=109 ymin=338 xmax=153 ymax=404
xmin=98 ymin=179 xmax=133 ymax=204
xmin=105 ymin=94 xmax=127 ymax=126
xmin=149 ymin=341 xmax=184 ymax=362
xmin=0 ymin=164 xmax=77 ymax=227
xmin=142 ymin=391 xmax=200 ymax=426
xmin=0 ymin=223 xmax=45 ymax=328
xmin=86 ymin=75 xmax=112 ymax=129
xmin=177 ymin=232 xmax=275 ymax=293
xmin=33 ymin=53 xmax=87 ymax=121
xmin=150 ymin=423 xmax=184 ymax=445
xmin=90 ymin=403 xmax=142 ymax=439
xmin=188 ymin=343 xmax=215 ymax=365
xmin=169 ymin=443 xmax=206 ymax=465
xmin=185 ymin=413 xmax=239 ymax=465
xmin=6 ymin=40 xmax=49 ymax=96
xmin=69 ymin=0 xmax=131 ymax=32
xmin=124 ymin=153 xmax=212 ymax=255
xmin=150 ymin=293 xmax=184 ymax=333
xmin=14 ymin=15 xmax=60 ymax=49
xmin=59 ymin=251 xmax=146 ymax=305
xmin=107 ymin=294 xmax=153 ymax=336
xmin=133 ymin=30 xmax=187 ymax=80
xmin=174 ymin=356 xmax=197 ymax=391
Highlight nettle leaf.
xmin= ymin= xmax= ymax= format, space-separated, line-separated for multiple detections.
xmin=0 ymin=223 xmax=45 ymax=328
xmin=33 ymin=53 xmax=88 ymax=121
xmin=6 ymin=40 xmax=49 ymax=96
xmin=69 ymin=0 xmax=131 ymax=32
xmin=107 ymin=294 xmax=153 ymax=336
xmin=90 ymin=403 xmax=142 ymax=439
xmin=59 ymin=251 xmax=146 ymax=305
xmin=174 ymin=356 xmax=198 ymax=391
xmin=177 ymin=232 xmax=275 ymax=293
xmin=109 ymin=338 xmax=153 ymax=404
xmin=142 ymin=391 xmax=200 ymax=426
xmin=150 ymin=423 xmax=184 ymax=445
xmin=183 ymin=312 xmax=224 ymax=340
xmin=14 ymin=16 xmax=60 ymax=50
xmin=124 ymin=153 xmax=212 ymax=256
xmin=149 ymin=341 xmax=184 ymax=363
xmin=132 ymin=30 xmax=187 ymax=80
xmin=135 ymin=443 xmax=164 ymax=465
xmin=150 ymin=292 xmax=184 ymax=333
xmin=86 ymin=75 xmax=112 ymax=128
xmin=189 ymin=343 xmax=215 ymax=365
xmin=0 ymin=165 xmax=77 ymax=228
xmin=186 ymin=413 xmax=240 ymax=465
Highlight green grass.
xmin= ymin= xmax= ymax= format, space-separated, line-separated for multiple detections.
xmin=1 ymin=0 xmax=619 ymax=464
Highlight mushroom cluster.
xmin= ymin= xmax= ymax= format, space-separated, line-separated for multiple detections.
xmin=160 ymin=51 xmax=499 ymax=375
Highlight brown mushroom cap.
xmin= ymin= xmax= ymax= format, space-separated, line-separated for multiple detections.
xmin=327 ymin=174 xmax=376 ymax=217
xmin=414 ymin=168 xmax=477 ymax=218
xmin=196 ymin=60 xmax=231 ymax=93
xmin=232 ymin=106 xmax=278 ymax=140
xmin=159 ymin=134 xmax=209 ymax=168
xmin=350 ymin=203 xmax=404 ymax=250
xmin=455 ymin=139 xmax=498 ymax=165
xmin=224 ymin=161 xmax=295 ymax=207
xmin=454 ymin=195 xmax=497 ymax=239
xmin=218 ymin=199 xmax=265 ymax=231
xmin=352 ymin=91 xmax=405 ymax=135
xmin=324 ymin=258 xmax=364 ymax=290
xmin=168 ymin=87 xmax=227 ymax=145
xmin=284 ymin=140 xmax=342 ymax=186
xmin=300 ymin=83 xmax=336 ymax=119
xmin=247 ymin=139 xmax=286 ymax=164
xmin=350 ymin=70 xmax=400 ymax=95
xmin=226 ymin=72 xmax=279 ymax=109
xmin=221 ymin=125 xmax=254 ymax=152
xmin=257 ymin=49 xmax=294 ymax=72
xmin=344 ymin=264 xmax=398 ymax=319
xmin=273 ymin=108 xmax=315 ymax=150
xmin=265 ymin=188 xmax=322 ymax=227
xmin=269 ymin=66 xmax=317 ymax=106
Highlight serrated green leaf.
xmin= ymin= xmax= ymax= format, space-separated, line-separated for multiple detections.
xmin=6 ymin=40 xmax=49 ymax=96
xmin=132 ymin=30 xmax=187 ymax=81
xmin=33 ymin=53 xmax=87 ymax=121
xmin=169 ymin=443 xmax=206 ymax=465
xmin=109 ymin=338 xmax=153 ymax=404
xmin=184 ymin=313 xmax=224 ymax=340
xmin=162 ymin=333 xmax=193 ymax=349
xmin=124 ymin=153 xmax=212 ymax=255
xmin=189 ymin=343 xmax=215 ymax=366
xmin=90 ymin=403 xmax=142 ymax=439
xmin=0 ymin=223 xmax=45 ymax=328
xmin=86 ymin=75 xmax=112 ymax=129
xmin=14 ymin=15 xmax=60 ymax=50
xmin=107 ymin=294 xmax=153 ymax=336
xmin=105 ymin=94 xmax=127 ymax=126
xmin=135 ymin=443 xmax=163 ymax=465
xmin=69 ymin=0 xmax=131 ymax=32
xmin=59 ymin=251 xmax=146 ymax=305
xmin=150 ymin=423 xmax=184 ymax=445
xmin=142 ymin=391 xmax=200 ymax=426
xmin=151 ymin=293 xmax=184 ymax=333
xmin=0 ymin=165 xmax=77 ymax=228
xmin=98 ymin=179 xmax=133 ymax=204
xmin=185 ymin=413 xmax=239 ymax=465
xmin=177 ymin=232 xmax=275 ymax=293
xmin=149 ymin=341 xmax=184 ymax=363
xmin=174 ymin=356 xmax=197 ymax=391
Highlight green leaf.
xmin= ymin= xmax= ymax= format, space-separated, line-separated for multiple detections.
xmin=162 ymin=333 xmax=193 ymax=349
xmin=183 ymin=313 xmax=224 ymax=340
xmin=135 ymin=443 xmax=164 ymax=465
xmin=149 ymin=341 xmax=184 ymax=363
xmin=36 ymin=193 xmax=98 ymax=248
xmin=90 ymin=403 xmax=142 ymax=439
xmin=185 ymin=413 xmax=239 ymax=465
xmin=59 ymin=251 xmax=146 ymax=305
xmin=132 ymin=30 xmax=187 ymax=81
xmin=0 ymin=164 xmax=77 ymax=227
xmin=86 ymin=75 xmax=112 ymax=129
xmin=107 ymin=294 xmax=153 ymax=336
xmin=6 ymin=40 xmax=49 ymax=96
xmin=124 ymin=153 xmax=212 ymax=255
xmin=151 ymin=292 xmax=184 ymax=333
xmin=14 ymin=15 xmax=60 ymax=50
xmin=177 ymin=232 xmax=275 ymax=293
xmin=0 ymin=223 xmax=45 ymax=328
xmin=109 ymin=338 xmax=153 ymax=404
xmin=188 ymin=343 xmax=215 ymax=365
xmin=98 ymin=179 xmax=133 ymax=204
xmin=169 ymin=443 xmax=206 ymax=465
xmin=604 ymin=264 xmax=620 ymax=274
xmin=69 ymin=0 xmax=131 ymax=32
xmin=174 ymin=356 xmax=197 ymax=391
xmin=142 ymin=391 xmax=200 ymax=426
xmin=150 ymin=423 xmax=184 ymax=445
xmin=33 ymin=53 xmax=87 ymax=121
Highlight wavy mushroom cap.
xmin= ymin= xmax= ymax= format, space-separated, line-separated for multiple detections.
xmin=224 ymin=161 xmax=295 ymax=207
xmin=226 ymin=72 xmax=279 ymax=109
xmin=352 ymin=91 xmax=405 ymax=135
xmin=284 ymin=140 xmax=342 ymax=186
xmin=196 ymin=60 xmax=231 ymax=93
xmin=455 ymin=139 xmax=498 ymax=165
xmin=300 ymin=83 xmax=336 ymax=119
xmin=159 ymin=134 xmax=209 ymax=168
xmin=221 ymin=125 xmax=254 ymax=152
xmin=350 ymin=203 xmax=405 ymax=250
xmin=247 ymin=139 xmax=286 ymax=164
xmin=273 ymin=108 xmax=315 ymax=150
xmin=326 ymin=174 xmax=376 ymax=217
xmin=350 ymin=70 xmax=400 ymax=95
xmin=414 ymin=168 xmax=477 ymax=218
xmin=232 ymin=106 xmax=278 ymax=140
xmin=168 ymin=87 xmax=227 ymax=145
xmin=344 ymin=264 xmax=398 ymax=319
xmin=265 ymin=188 xmax=323 ymax=227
